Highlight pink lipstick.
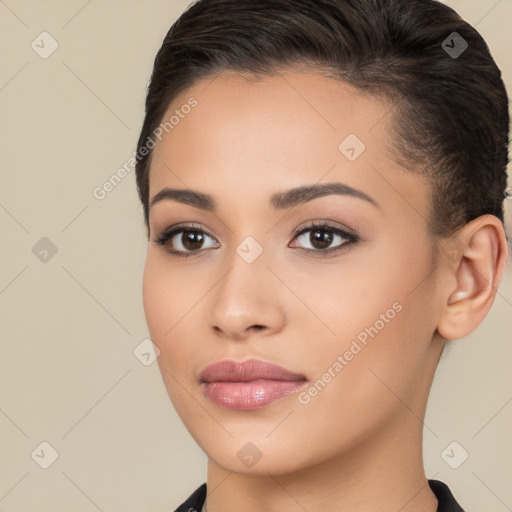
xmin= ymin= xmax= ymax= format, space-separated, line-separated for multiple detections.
xmin=199 ymin=358 xmax=307 ymax=410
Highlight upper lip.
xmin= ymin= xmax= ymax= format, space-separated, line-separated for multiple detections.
xmin=199 ymin=358 xmax=307 ymax=383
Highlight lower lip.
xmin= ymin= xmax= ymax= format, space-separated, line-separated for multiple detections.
xmin=202 ymin=379 xmax=307 ymax=410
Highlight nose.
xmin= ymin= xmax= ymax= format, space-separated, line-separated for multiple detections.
xmin=208 ymin=247 xmax=286 ymax=342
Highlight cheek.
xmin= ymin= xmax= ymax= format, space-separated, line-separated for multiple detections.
xmin=296 ymin=238 xmax=431 ymax=353
xmin=142 ymin=254 xmax=168 ymax=343
xmin=142 ymin=252 xmax=192 ymax=384
xmin=142 ymin=251 xmax=198 ymax=343
xmin=142 ymin=253 xmax=201 ymax=411
xmin=142 ymin=250 xmax=213 ymax=381
xmin=305 ymin=249 xmax=437 ymax=409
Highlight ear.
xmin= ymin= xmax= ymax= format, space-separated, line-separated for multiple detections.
xmin=437 ymin=215 xmax=509 ymax=341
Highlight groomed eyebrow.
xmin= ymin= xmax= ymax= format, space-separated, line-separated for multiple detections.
xmin=271 ymin=182 xmax=379 ymax=209
xmin=150 ymin=187 xmax=215 ymax=211
xmin=149 ymin=182 xmax=379 ymax=211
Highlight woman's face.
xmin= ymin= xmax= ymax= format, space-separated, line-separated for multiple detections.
xmin=143 ymin=69 xmax=446 ymax=475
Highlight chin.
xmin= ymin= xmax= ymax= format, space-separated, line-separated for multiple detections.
xmin=196 ymin=432 xmax=327 ymax=477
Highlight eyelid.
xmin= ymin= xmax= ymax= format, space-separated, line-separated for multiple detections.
xmin=292 ymin=218 xmax=357 ymax=238
xmin=153 ymin=222 xmax=219 ymax=259
xmin=289 ymin=220 xmax=358 ymax=255
xmin=153 ymin=222 xmax=217 ymax=244
xmin=154 ymin=219 xmax=359 ymax=257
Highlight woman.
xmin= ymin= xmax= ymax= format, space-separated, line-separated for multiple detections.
xmin=134 ymin=0 xmax=510 ymax=510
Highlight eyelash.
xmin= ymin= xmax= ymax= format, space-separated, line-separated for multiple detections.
xmin=153 ymin=221 xmax=359 ymax=259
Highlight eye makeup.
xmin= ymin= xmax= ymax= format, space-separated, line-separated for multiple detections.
xmin=153 ymin=220 xmax=360 ymax=259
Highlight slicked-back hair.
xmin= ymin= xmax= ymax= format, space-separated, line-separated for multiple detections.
xmin=135 ymin=0 xmax=510 ymax=239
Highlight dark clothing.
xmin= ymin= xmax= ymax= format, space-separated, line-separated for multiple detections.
xmin=173 ymin=479 xmax=465 ymax=511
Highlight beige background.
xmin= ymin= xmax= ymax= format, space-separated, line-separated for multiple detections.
xmin=0 ymin=1 xmax=511 ymax=510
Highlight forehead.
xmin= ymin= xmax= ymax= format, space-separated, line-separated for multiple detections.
xmin=148 ymin=69 xmax=430 ymax=220
xmin=153 ymin=69 xmax=393 ymax=160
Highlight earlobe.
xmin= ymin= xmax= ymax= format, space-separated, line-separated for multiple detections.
xmin=437 ymin=215 xmax=509 ymax=341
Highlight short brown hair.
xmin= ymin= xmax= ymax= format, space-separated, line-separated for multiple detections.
xmin=135 ymin=0 xmax=510 ymax=239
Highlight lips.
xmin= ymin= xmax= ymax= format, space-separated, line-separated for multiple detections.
xmin=199 ymin=358 xmax=307 ymax=410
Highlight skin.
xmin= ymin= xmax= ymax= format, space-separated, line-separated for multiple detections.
xmin=142 ymin=69 xmax=508 ymax=512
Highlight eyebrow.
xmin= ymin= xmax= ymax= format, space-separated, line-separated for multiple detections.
xmin=149 ymin=182 xmax=379 ymax=211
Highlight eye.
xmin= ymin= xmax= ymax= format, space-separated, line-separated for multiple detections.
xmin=154 ymin=220 xmax=358 ymax=259
xmin=153 ymin=223 xmax=219 ymax=258
xmin=289 ymin=221 xmax=358 ymax=256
